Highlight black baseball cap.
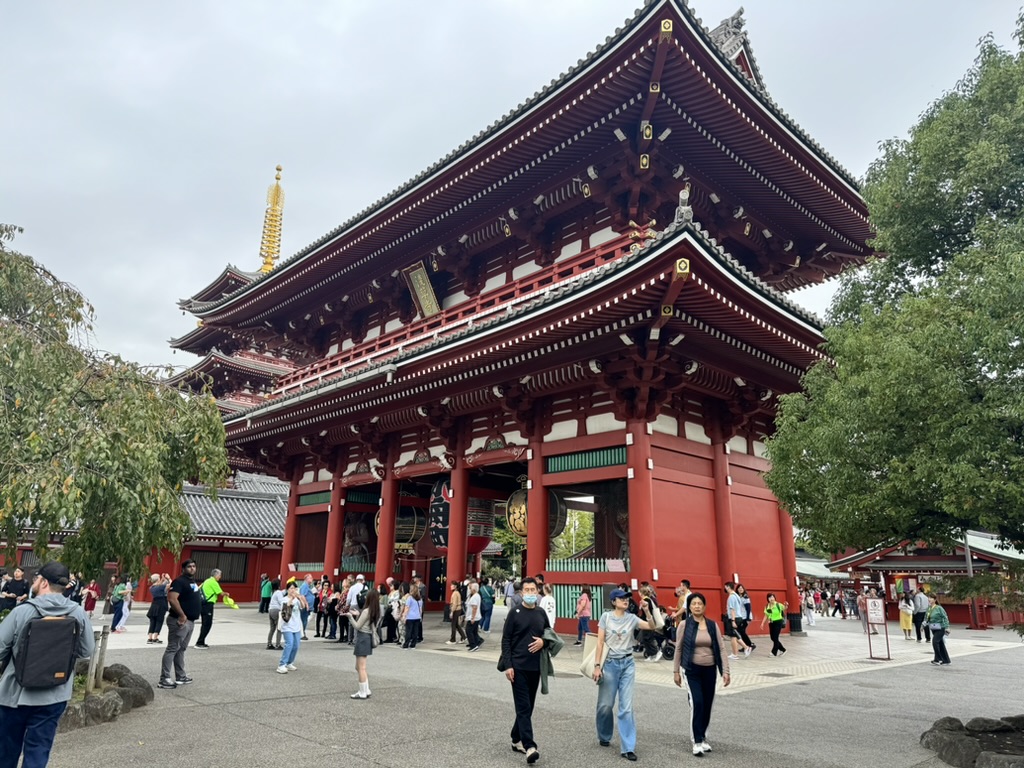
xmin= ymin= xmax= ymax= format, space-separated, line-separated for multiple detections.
xmin=38 ymin=562 xmax=71 ymax=587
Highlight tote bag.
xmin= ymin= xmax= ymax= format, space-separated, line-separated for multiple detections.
xmin=578 ymin=632 xmax=609 ymax=678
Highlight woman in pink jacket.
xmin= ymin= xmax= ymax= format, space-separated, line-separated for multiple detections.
xmin=574 ymin=587 xmax=593 ymax=645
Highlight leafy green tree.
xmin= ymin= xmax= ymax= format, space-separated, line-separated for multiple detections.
xmin=549 ymin=510 xmax=595 ymax=559
xmin=1 ymin=225 xmax=229 ymax=577
xmin=766 ymin=235 xmax=1024 ymax=553
xmin=831 ymin=16 xmax=1024 ymax=323
xmin=765 ymin=19 xmax=1024 ymax=555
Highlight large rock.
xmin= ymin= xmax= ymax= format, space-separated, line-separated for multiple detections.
xmin=75 ymin=658 xmax=91 ymax=676
xmin=58 ymin=701 xmax=87 ymax=733
xmin=968 ymin=718 xmax=1015 ymax=733
xmin=976 ymin=753 xmax=1024 ymax=768
xmin=101 ymin=663 xmax=132 ymax=683
xmin=117 ymin=673 xmax=154 ymax=706
xmin=921 ymin=728 xmax=982 ymax=768
xmin=1001 ymin=716 xmax=1024 ymax=732
xmin=111 ymin=687 xmax=135 ymax=714
xmin=934 ymin=717 xmax=967 ymax=732
xmin=84 ymin=691 xmax=123 ymax=725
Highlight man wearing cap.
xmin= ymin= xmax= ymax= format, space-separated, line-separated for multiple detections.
xmin=159 ymin=560 xmax=202 ymax=690
xmin=0 ymin=562 xmax=94 ymax=767
xmin=346 ymin=574 xmax=367 ymax=644
xmin=195 ymin=568 xmax=231 ymax=649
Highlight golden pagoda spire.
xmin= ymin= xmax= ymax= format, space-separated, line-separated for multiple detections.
xmin=258 ymin=165 xmax=285 ymax=274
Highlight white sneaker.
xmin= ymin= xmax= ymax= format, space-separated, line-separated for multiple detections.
xmin=728 ymin=654 xmax=740 ymax=660
xmin=743 ymin=647 xmax=752 ymax=657
xmin=286 ymin=664 xmax=297 ymax=671
xmin=692 ymin=744 xmax=704 ymax=756
xmin=654 ymin=650 xmax=663 ymax=662
xmin=445 ymin=640 xmax=456 ymax=645
xmin=276 ymin=665 xmax=288 ymax=674
xmin=700 ymin=741 xmax=712 ymax=753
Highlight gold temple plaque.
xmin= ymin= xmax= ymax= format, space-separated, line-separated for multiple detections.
xmin=402 ymin=261 xmax=442 ymax=319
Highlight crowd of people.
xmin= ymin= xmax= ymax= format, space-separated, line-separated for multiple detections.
xmin=0 ymin=563 xmax=963 ymax=766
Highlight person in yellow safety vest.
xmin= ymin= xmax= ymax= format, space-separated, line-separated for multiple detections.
xmin=194 ymin=569 xmax=231 ymax=649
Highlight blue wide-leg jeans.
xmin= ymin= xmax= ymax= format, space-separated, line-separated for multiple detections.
xmin=595 ymin=655 xmax=637 ymax=753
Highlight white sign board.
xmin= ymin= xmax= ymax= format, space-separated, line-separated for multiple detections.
xmin=866 ymin=598 xmax=885 ymax=625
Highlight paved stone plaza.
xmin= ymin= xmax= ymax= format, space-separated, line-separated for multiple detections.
xmin=51 ymin=606 xmax=1023 ymax=767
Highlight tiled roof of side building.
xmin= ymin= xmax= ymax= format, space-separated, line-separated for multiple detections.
xmin=233 ymin=471 xmax=290 ymax=498
xmin=190 ymin=0 xmax=860 ymax=317
xmin=180 ymin=485 xmax=286 ymax=541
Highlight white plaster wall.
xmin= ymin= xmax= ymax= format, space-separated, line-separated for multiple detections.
xmin=684 ymin=421 xmax=711 ymax=445
xmin=651 ymin=413 xmax=678 ymax=436
xmin=553 ymin=239 xmax=582 ymax=263
xmin=327 ymin=342 xmax=339 ymax=355
xmin=502 ymin=430 xmax=522 ymax=446
xmin=364 ymin=326 xmax=380 ymax=341
xmin=547 ymin=420 xmax=577 ymax=442
xmin=384 ymin=318 xmax=403 ymax=334
xmin=727 ymin=435 xmax=748 ymax=454
xmin=466 ymin=435 xmax=489 ymax=454
xmin=481 ymin=273 xmax=507 ymax=294
xmin=317 ymin=468 xmax=332 ymax=481
xmin=443 ymin=290 xmax=469 ymax=309
xmin=513 ymin=260 xmax=541 ymax=281
xmin=301 ymin=470 xmax=315 ymax=484
xmin=753 ymin=440 xmax=768 ymax=458
xmin=590 ymin=226 xmax=617 ymax=247
xmin=586 ymin=412 xmax=623 ymax=435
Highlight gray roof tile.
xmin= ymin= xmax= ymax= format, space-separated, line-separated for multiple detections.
xmin=181 ymin=486 xmax=285 ymax=541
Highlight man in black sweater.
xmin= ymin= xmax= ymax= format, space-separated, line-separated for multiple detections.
xmin=501 ymin=577 xmax=549 ymax=764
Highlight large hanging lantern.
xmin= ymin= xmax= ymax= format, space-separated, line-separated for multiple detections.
xmin=505 ymin=483 xmax=567 ymax=539
xmin=429 ymin=479 xmax=452 ymax=550
xmin=466 ymin=497 xmax=495 ymax=555
xmin=428 ymin=478 xmax=495 ymax=554
xmin=374 ymin=505 xmax=427 ymax=551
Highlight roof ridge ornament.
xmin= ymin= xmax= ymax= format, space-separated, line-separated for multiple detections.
xmin=258 ymin=165 xmax=285 ymax=274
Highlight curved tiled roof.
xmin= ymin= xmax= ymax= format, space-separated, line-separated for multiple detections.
xmin=181 ymin=486 xmax=286 ymax=540
xmin=190 ymin=0 xmax=860 ymax=318
xmin=222 ymin=206 xmax=823 ymax=427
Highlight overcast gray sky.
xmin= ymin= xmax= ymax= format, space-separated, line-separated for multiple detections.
xmin=2 ymin=1 xmax=1017 ymax=369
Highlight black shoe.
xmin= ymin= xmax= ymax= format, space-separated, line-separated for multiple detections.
xmin=158 ymin=678 xmax=177 ymax=689
xmin=600 ymin=740 xmax=610 ymax=747
xmin=526 ymin=747 xmax=540 ymax=764
xmin=622 ymin=752 xmax=638 ymax=761
xmin=275 ymin=645 xmax=284 ymax=650
xmin=511 ymin=742 xmax=527 ymax=754
xmin=175 ymin=676 xmax=193 ymax=685
xmin=195 ymin=643 xmax=209 ymax=649
xmin=266 ymin=644 xmax=275 ymax=650
xmin=574 ymin=641 xmax=583 ymax=646
xmin=315 ymin=632 xmax=321 ymax=638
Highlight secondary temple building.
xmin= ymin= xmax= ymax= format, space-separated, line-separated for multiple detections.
xmin=171 ymin=2 xmax=872 ymax=631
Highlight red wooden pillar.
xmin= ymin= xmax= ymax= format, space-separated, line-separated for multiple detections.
xmin=777 ymin=504 xmax=805 ymax=635
xmin=708 ymin=417 xmax=737 ymax=587
xmin=626 ymin=420 xmax=657 ymax=583
xmin=445 ymin=462 xmax=470 ymax=592
xmin=323 ymin=459 xmax=346 ymax=579
xmin=279 ymin=467 xmax=301 ymax=580
xmin=374 ymin=470 xmax=398 ymax=585
xmin=525 ymin=437 xmax=549 ymax=579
